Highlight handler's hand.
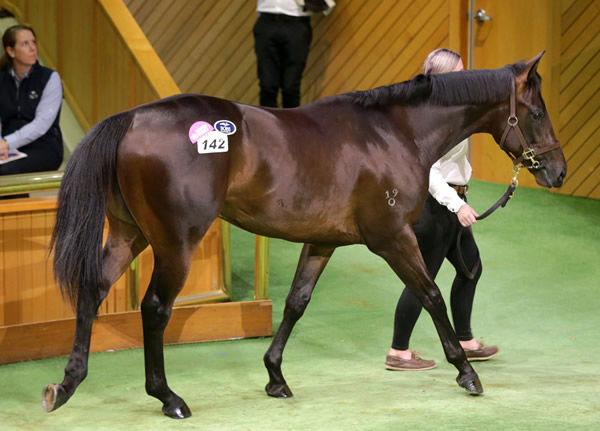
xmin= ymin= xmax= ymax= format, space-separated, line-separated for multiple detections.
xmin=0 ymin=139 xmax=9 ymax=160
xmin=457 ymin=204 xmax=478 ymax=227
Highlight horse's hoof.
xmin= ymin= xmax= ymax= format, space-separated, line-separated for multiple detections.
xmin=42 ymin=383 xmax=69 ymax=412
xmin=265 ymin=383 xmax=294 ymax=398
xmin=456 ymin=375 xmax=484 ymax=395
xmin=162 ymin=402 xmax=192 ymax=419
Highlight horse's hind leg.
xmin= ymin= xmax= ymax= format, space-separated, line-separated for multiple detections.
xmin=368 ymin=225 xmax=482 ymax=395
xmin=264 ymin=243 xmax=335 ymax=398
xmin=43 ymin=215 xmax=148 ymax=412
xmin=139 ymin=240 xmax=202 ymax=419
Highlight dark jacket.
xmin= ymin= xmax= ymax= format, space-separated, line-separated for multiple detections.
xmin=0 ymin=61 xmax=62 ymax=155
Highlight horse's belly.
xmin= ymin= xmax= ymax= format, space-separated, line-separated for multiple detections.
xmin=220 ymin=205 xmax=362 ymax=245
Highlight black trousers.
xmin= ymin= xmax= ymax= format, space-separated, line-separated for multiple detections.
xmin=391 ymin=193 xmax=482 ymax=350
xmin=0 ymin=136 xmax=63 ymax=175
xmin=253 ymin=12 xmax=312 ymax=108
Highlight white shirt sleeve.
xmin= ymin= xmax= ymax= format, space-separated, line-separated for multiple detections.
xmin=427 ymin=139 xmax=472 ymax=213
xmin=5 ymin=71 xmax=63 ymax=151
xmin=429 ymin=160 xmax=466 ymax=213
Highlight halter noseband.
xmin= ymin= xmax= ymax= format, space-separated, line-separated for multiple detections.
xmin=498 ymin=80 xmax=561 ymax=172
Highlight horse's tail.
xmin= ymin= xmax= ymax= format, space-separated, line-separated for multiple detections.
xmin=50 ymin=110 xmax=134 ymax=309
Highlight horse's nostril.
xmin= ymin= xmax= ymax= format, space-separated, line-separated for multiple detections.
xmin=557 ymin=167 xmax=567 ymax=186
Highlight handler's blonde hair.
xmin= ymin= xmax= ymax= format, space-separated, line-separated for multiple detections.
xmin=423 ymin=48 xmax=461 ymax=75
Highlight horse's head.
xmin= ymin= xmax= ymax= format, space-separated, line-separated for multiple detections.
xmin=496 ymin=51 xmax=567 ymax=188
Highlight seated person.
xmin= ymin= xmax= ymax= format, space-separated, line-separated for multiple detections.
xmin=0 ymin=24 xmax=63 ymax=175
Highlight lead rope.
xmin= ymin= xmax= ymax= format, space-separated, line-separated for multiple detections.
xmin=455 ymin=166 xmax=521 ymax=280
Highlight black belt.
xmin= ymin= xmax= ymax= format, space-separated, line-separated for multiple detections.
xmin=448 ymin=183 xmax=469 ymax=196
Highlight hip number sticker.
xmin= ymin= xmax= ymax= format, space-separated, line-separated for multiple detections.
xmin=197 ymin=131 xmax=229 ymax=154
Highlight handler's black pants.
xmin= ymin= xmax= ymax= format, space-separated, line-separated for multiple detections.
xmin=253 ymin=12 xmax=312 ymax=108
xmin=391 ymin=193 xmax=482 ymax=350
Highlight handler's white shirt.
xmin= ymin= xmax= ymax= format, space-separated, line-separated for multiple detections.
xmin=428 ymin=139 xmax=472 ymax=213
xmin=257 ymin=0 xmax=310 ymax=16
xmin=257 ymin=0 xmax=335 ymax=16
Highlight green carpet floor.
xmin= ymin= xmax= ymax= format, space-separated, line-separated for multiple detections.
xmin=1 ymin=180 xmax=599 ymax=430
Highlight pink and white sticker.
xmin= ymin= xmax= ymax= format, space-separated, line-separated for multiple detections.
xmin=188 ymin=121 xmax=214 ymax=143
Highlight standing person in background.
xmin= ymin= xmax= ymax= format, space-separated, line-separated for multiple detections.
xmin=0 ymin=24 xmax=63 ymax=175
xmin=385 ymin=48 xmax=499 ymax=371
xmin=253 ymin=0 xmax=335 ymax=108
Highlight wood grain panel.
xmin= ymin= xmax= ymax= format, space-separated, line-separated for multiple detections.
xmin=0 ymin=199 xmax=131 ymax=325
xmin=123 ymin=0 xmax=464 ymax=106
xmin=25 ymin=0 xmax=58 ymax=66
xmin=470 ymin=1 xmax=569 ymax=191
xmin=559 ymin=0 xmax=600 ymax=198
xmin=58 ymin=0 xmax=96 ymax=130
xmin=0 ymin=197 xmax=227 ymax=326
xmin=0 ymin=300 xmax=272 ymax=364
xmin=468 ymin=0 xmax=600 ymax=199
xmin=95 ymin=8 xmax=134 ymax=121
xmin=562 ymin=0 xmax=594 ymax=30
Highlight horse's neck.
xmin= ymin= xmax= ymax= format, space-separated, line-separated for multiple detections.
xmin=396 ymin=103 xmax=497 ymax=168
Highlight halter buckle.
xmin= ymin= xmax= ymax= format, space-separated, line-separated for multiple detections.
xmin=508 ymin=116 xmax=518 ymax=126
xmin=522 ymin=149 xmax=541 ymax=169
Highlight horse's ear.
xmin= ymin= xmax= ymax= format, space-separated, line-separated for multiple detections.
xmin=516 ymin=50 xmax=545 ymax=90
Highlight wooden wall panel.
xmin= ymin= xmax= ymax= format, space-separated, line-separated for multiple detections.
xmin=124 ymin=0 xmax=465 ymax=105
xmin=95 ymin=9 xmax=135 ymax=121
xmin=125 ymin=0 xmax=598 ymax=198
xmin=0 ymin=199 xmax=136 ymax=326
xmin=0 ymin=198 xmax=227 ymax=326
xmin=469 ymin=0 xmax=561 ymax=189
xmin=26 ymin=0 xmax=58 ymax=65
xmin=59 ymin=0 xmax=96 ymax=127
xmin=467 ymin=0 xmax=599 ymax=198
xmin=558 ymin=0 xmax=600 ymax=198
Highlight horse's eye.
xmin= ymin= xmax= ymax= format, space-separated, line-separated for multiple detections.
xmin=531 ymin=110 xmax=544 ymax=121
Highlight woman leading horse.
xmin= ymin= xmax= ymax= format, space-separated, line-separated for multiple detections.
xmin=44 ymin=52 xmax=566 ymax=419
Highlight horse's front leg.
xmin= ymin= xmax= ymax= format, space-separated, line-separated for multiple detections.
xmin=264 ymin=243 xmax=335 ymax=398
xmin=367 ymin=225 xmax=483 ymax=395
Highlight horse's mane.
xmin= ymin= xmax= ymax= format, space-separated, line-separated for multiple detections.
xmin=350 ymin=62 xmax=535 ymax=108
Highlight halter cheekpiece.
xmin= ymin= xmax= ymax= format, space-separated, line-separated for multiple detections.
xmin=498 ymin=80 xmax=561 ymax=171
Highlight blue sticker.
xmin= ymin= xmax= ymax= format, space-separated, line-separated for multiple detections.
xmin=214 ymin=120 xmax=237 ymax=135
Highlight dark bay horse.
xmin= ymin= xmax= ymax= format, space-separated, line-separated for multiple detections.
xmin=43 ymin=52 xmax=566 ymax=419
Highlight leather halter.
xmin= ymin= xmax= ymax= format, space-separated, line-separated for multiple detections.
xmin=498 ymin=80 xmax=561 ymax=170
xmin=456 ymin=79 xmax=563 ymax=280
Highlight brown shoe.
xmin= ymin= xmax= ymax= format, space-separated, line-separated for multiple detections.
xmin=385 ymin=351 xmax=436 ymax=371
xmin=464 ymin=342 xmax=499 ymax=361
